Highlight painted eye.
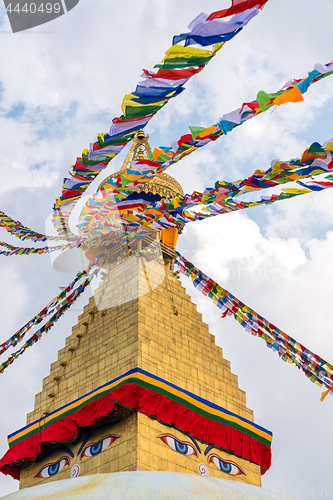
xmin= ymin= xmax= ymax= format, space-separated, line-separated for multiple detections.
xmin=35 ymin=457 xmax=69 ymax=478
xmin=158 ymin=434 xmax=197 ymax=456
xmin=208 ymin=454 xmax=245 ymax=476
xmin=81 ymin=435 xmax=119 ymax=458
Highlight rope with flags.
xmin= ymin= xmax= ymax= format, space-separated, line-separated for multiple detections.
xmin=175 ymin=253 xmax=333 ymax=401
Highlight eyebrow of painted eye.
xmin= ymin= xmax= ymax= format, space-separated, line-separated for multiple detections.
xmin=36 ymin=446 xmax=74 ymax=462
xmin=77 ymin=421 xmax=121 ymax=456
xmin=204 ymin=445 xmax=214 ymax=456
xmin=189 ymin=436 xmax=201 ymax=454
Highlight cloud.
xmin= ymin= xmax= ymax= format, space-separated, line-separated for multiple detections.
xmin=0 ymin=0 xmax=333 ymax=496
xmin=0 ymin=262 xmax=29 ymax=332
xmin=179 ymin=211 xmax=333 ymax=492
xmin=0 ymin=154 xmax=57 ymax=199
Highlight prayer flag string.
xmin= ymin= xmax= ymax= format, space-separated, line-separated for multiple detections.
xmin=0 ymin=211 xmax=79 ymax=244
xmin=0 ymin=242 xmax=163 ymax=373
xmin=0 ymin=266 xmax=93 ymax=357
xmin=175 ymin=253 xmax=333 ymax=400
xmin=1 ymin=1 xmax=333 ymax=393
xmin=0 ymin=265 xmax=102 ymax=375
xmin=78 ymin=138 xmax=333 ymax=244
xmin=52 ymin=2 xmax=267 ymax=240
xmin=0 ymin=240 xmax=78 ymax=257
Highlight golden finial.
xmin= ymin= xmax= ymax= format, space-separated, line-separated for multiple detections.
xmin=134 ymin=146 xmax=146 ymax=161
xmin=98 ymin=130 xmax=183 ymax=198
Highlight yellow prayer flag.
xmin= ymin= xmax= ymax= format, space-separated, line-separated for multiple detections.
xmin=282 ymin=188 xmax=311 ymax=194
xmin=324 ymin=140 xmax=333 ymax=152
xmin=271 ymin=161 xmax=285 ymax=174
xmin=320 ymin=390 xmax=329 ymax=402
xmin=161 ymin=43 xmax=223 ymax=62
xmin=121 ymin=94 xmax=167 ymax=115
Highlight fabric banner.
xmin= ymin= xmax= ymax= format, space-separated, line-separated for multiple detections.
xmin=0 ymin=240 xmax=76 ymax=257
xmin=0 ymin=210 xmax=74 ymax=243
xmin=0 ymin=274 xmax=94 ymax=375
xmin=52 ymin=1 xmax=267 ymax=241
xmin=0 ymin=368 xmax=272 ymax=480
xmin=175 ymin=253 xmax=333 ymax=399
xmin=0 ymin=261 xmax=105 ymax=376
xmin=207 ymin=0 xmax=269 ymax=20
xmin=78 ymin=138 xmax=333 ymax=245
xmin=0 ymin=265 xmax=94 ymax=358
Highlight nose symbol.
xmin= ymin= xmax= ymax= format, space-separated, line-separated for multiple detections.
xmin=198 ymin=463 xmax=209 ymax=476
xmin=70 ymin=464 xmax=80 ymax=478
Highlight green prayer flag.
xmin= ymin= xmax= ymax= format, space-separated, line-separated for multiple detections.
xmin=189 ymin=126 xmax=207 ymax=140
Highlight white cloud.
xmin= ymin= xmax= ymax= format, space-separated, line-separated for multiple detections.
xmin=179 ymin=212 xmax=333 ymax=493
xmin=0 ymin=262 xmax=29 ymax=331
xmin=0 ymin=154 xmax=57 ymax=199
xmin=0 ymin=0 xmax=333 ymax=496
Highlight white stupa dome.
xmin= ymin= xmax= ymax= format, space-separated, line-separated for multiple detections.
xmin=1 ymin=472 xmax=289 ymax=500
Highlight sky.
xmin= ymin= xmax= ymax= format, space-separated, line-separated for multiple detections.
xmin=0 ymin=0 xmax=333 ymax=497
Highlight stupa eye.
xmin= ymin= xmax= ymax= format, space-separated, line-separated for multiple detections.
xmin=80 ymin=435 xmax=119 ymax=459
xmin=35 ymin=457 xmax=69 ymax=478
xmin=158 ymin=434 xmax=197 ymax=456
xmin=208 ymin=454 xmax=245 ymax=476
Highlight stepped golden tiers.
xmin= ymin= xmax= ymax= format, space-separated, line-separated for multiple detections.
xmin=0 ymin=131 xmax=272 ymax=499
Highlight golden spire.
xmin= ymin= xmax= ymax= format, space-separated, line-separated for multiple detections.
xmin=99 ymin=130 xmax=183 ymax=198
xmin=133 ymin=146 xmax=146 ymax=161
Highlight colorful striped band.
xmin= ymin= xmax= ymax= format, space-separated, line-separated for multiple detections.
xmin=8 ymin=368 xmax=272 ymax=448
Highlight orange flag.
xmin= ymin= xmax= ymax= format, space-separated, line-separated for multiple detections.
xmin=273 ymin=86 xmax=304 ymax=106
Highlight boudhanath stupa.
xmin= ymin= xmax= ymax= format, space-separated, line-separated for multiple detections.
xmin=0 ymin=133 xmax=286 ymax=500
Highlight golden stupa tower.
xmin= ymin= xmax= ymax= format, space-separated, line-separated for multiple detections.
xmin=0 ymin=131 xmax=272 ymax=495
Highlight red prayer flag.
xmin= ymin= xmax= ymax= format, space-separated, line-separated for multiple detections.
xmin=207 ymin=0 xmax=269 ymax=21
xmin=143 ymin=66 xmax=204 ymax=81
